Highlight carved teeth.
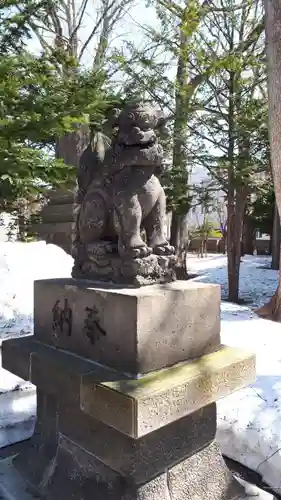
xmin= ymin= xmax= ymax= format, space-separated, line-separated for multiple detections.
xmin=122 ymin=139 xmax=156 ymax=149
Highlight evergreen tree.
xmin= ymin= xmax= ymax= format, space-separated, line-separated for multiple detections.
xmin=112 ymin=0 xmax=265 ymax=253
xmin=0 ymin=50 xmax=115 ymax=210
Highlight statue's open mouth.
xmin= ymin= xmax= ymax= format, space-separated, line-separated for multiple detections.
xmin=121 ymin=139 xmax=157 ymax=150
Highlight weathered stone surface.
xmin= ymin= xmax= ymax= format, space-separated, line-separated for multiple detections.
xmin=1 ymin=335 xmax=33 ymax=381
xmin=47 ymin=188 xmax=74 ymax=205
xmin=12 ymin=394 xmax=216 ymax=486
xmin=31 ymin=222 xmax=73 ymax=236
xmin=33 ymin=278 xmax=221 ymax=374
xmin=41 ymin=203 xmax=74 ymax=223
xmin=2 ymin=336 xmax=122 ymax=396
xmin=72 ymin=102 xmax=176 ymax=285
xmin=12 ymin=438 xmax=244 ymax=500
xmin=168 ymin=441 xmax=243 ymax=500
xmin=30 ymin=223 xmax=73 ymax=252
xmin=72 ymin=250 xmax=178 ymax=286
xmin=2 ymin=337 xmax=256 ymax=439
xmin=59 ymin=404 xmax=216 ymax=484
xmin=81 ymin=345 xmax=256 ymax=437
xmin=0 ymin=456 xmax=41 ymax=500
xmin=2 ymin=452 xmax=275 ymax=500
xmin=14 ymin=390 xmax=59 ymax=489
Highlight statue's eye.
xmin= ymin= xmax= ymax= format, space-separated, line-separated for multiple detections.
xmin=139 ymin=112 xmax=149 ymax=124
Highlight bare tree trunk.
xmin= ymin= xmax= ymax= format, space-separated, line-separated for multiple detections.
xmin=265 ymin=0 xmax=281 ymax=318
xmin=226 ymin=57 xmax=250 ymax=301
xmin=255 ymin=289 xmax=278 ymax=319
xmin=170 ymin=213 xmax=182 ymax=250
xmin=18 ymin=214 xmax=26 ymax=241
xmin=243 ymin=215 xmax=255 ymax=255
xmin=226 ymin=67 xmax=242 ymax=303
xmin=41 ymin=0 xmax=133 ymax=171
xmin=227 ymin=197 xmax=246 ymax=302
xmin=221 ymin=231 xmax=227 ymax=254
xmin=170 ymin=8 xmax=192 ymax=253
xmin=271 ymin=203 xmax=280 ymax=269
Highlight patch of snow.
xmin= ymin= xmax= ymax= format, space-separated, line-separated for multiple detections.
xmin=0 ymin=350 xmax=32 ymax=396
xmin=188 ymin=254 xmax=277 ymax=309
xmin=217 ymin=305 xmax=281 ymax=496
xmin=0 ymin=242 xmax=73 ymax=448
xmin=0 ymin=241 xmax=73 ymax=341
xmin=0 ymin=389 xmax=36 ymax=449
xmin=188 ymin=254 xmax=281 ymax=494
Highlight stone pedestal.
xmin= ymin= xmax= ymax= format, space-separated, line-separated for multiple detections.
xmin=2 ymin=279 xmax=256 ymax=500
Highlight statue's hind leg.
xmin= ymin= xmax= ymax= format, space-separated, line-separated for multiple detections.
xmin=112 ymin=167 xmax=153 ymax=259
xmin=144 ymin=187 xmax=175 ymax=255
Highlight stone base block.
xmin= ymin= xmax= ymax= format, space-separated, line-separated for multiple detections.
xmin=0 ymin=456 xmax=40 ymax=500
xmin=13 ymin=396 xmax=217 ymax=488
xmin=72 ymin=246 xmax=178 ymax=286
xmin=12 ymin=439 xmax=244 ymax=500
xmin=1 ymin=455 xmax=275 ymax=500
xmin=32 ymin=278 xmax=221 ymax=374
xmin=2 ymin=338 xmax=256 ymax=438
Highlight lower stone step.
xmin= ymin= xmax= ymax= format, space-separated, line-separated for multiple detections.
xmin=0 ymin=456 xmax=39 ymax=500
xmin=0 ymin=454 xmax=276 ymax=500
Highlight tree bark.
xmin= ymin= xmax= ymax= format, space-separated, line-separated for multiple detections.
xmin=243 ymin=215 xmax=255 ymax=255
xmin=18 ymin=214 xmax=26 ymax=241
xmin=255 ymin=289 xmax=278 ymax=319
xmin=227 ymin=193 xmax=246 ymax=302
xmin=220 ymin=232 xmax=227 ymax=254
xmin=271 ymin=203 xmax=280 ymax=269
xmin=170 ymin=8 xmax=192 ymax=252
xmin=226 ymin=67 xmax=243 ymax=303
xmin=170 ymin=213 xmax=182 ymax=250
xmin=265 ymin=0 xmax=281 ymax=318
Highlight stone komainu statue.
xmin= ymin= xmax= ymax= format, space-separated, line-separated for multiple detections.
xmin=71 ymin=102 xmax=177 ymax=286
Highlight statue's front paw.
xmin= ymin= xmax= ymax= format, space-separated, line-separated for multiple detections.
xmin=153 ymin=244 xmax=175 ymax=256
xmin=139 ymin=246 xmax=152 ymax=258
xmin=120 ymin=242 xmax=153 ymax=259
xmin=126 ymin=245 xmax=152 ymax=259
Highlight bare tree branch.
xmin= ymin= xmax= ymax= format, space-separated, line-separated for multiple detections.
xmin=70 ymin=0 xmax=89 ymax=49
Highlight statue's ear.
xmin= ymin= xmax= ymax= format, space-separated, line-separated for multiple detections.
xmin=155 ymin=109 xmax=166 ymax=125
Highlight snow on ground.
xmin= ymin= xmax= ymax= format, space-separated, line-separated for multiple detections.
xmin=1 ymin=244 xmax=281 ymax=495
xmin=187 ymin=254 xmax=281 ymax=494
xmin=0 ymin=242 xmax=73 ymax=448
xmin=0 ymin=241 xmax=73 ymax=341
xmin=188 ymin=253 xmax=278 ymax=309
